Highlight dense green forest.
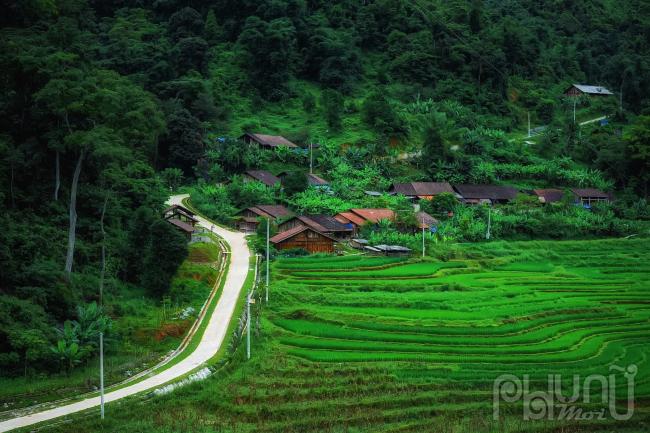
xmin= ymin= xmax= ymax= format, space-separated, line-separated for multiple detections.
xmin=1 ymin=0 xmax=650 ymax=379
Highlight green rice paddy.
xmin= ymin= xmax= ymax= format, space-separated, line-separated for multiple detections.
xmin=47 ymin=238 xmax=650 ymax=433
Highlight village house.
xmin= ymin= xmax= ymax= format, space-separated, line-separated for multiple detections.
xmin=163 ymin=204 xmax=198 ymax=240
xmin=243 ymin=170 xmax=281 ymax=187
xmin=235 ymin=204 xmax=293 ymax=232
xmin=570 ymin=188 xmax=611 ymax=206
xmin=240 ymin=133 xmax=298 ymax=149
xmin=278 ymin=214 xmax=353 ymax=239
xmin=278 ymin=172 xmax=331 ymax=190
xmin=453 ymin=184 xmax=519 ymax=205
xmin=270 ymin=225 xmax=338 ymax=254
xmin=564 ymin=84 xmax=614 ymax=97
xmin=389 ymin=182 xmax=455 ymax=200
xmin=334 ymin=208 xmax=395 ymax=234
xmin=532 ymin=189 xmax=565 ymax=204
xmin=415 ymin=211 xmax=438 ymax=230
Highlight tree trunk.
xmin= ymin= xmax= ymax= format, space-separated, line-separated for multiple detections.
xmin=99 ymin=194 xmax=108 ymax=305
xmin=64 ymin=150 xmax=84 ymax=279
xmin=54 ymin=150 xmax=60 ymax=201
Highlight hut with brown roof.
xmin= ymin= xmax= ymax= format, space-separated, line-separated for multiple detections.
xmin=278 ymin=214 xmax=353 ymax=239
xmin=453 ymin=185 xmax=519 ymax=205
xmin=415 ymin=211 xmax=438 ymax=229
xmin=270 ymin=226 xmax=338 ymax=254
xmin=243 ymin=170 xmax=281 ymax=187
xmin=334 ymin=208 xmax=395 ymax=235
xmin=389 ymin=182 xmax=455 ymax=200
xmin=240 ymin=133 xmax=298 ymax=149
xmin=570 ymin=188 xmax=610 ymax=206
xmin=533 ymin=189 xmax=565 ymax=204
xmin=236 ymin=205 xmax=294 ymax=232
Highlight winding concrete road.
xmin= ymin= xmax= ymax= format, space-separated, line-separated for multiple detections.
xmin=0 ymin=194 xmax=250 ymax=433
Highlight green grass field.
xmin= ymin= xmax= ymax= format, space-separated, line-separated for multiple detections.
xmin=44 ymin=238 xmax=649 ymax=433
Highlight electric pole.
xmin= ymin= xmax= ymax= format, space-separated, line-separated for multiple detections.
xmin=422 ymin=224 xmax=425 ymax=258
xmin=527 ymin=111 xmax=531 ymax=138
xmin=486 ymin=206 xmax=491 ymax=240
xmin=246 ymin=293 xmax=251 ymax=360
xmin=100 ymin=332 xmax=104 ymax=419
xmin=265 ymin=217 xmax=270 ymax=303
xmin=573 ymin=98 xmax=577 ymax=124
xmin=309 ymin=142 xmax=313 ymax=174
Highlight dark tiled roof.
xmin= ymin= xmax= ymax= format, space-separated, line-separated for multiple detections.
xmin=391 ymin=182 xmax=455 ymax=196
xmin=570 ymin=188 xmax=609 ymax=198
xmin=453 ymin=185 xmax=519 ymax=201
xmin=255 ymin=204 xmax=293 ymax=218
xmin=167 ymin=218 xmax=195 ymax=233
xmin=533 ymin=189 xmax=565 ymax=203
xmin=306 ymin=215 xmax=352 ymax=232
xmin=270 ymin=225 xmax=338 ymax=244
xmin=245 ymin=170 xmax=280 ymax=187
xmin=241 ymin=133 xmax=298 ymax=148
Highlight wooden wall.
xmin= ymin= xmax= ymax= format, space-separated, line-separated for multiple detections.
xmin=275 ymin=231 xmax=334 ymax=253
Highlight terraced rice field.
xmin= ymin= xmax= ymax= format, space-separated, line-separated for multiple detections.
xmin=50 ymin=239 xmax=650 ymax=433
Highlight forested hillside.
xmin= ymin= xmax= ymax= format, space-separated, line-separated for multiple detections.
xmin=1 ymin=0 xmax=650 ymax=378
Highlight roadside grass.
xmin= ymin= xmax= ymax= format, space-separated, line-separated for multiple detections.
xmin=39 ymin=237 xmax=650 ymax=433
xmin=0 ymin=241 xmax=222 ymax=412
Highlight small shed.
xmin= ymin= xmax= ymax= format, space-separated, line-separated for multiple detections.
xmin=415 ymin=211 xmax=438 ymax=229
xmin=349 ymin=238 xmax=369 ymax=249
xmin=373 ymin=245 xmax=412 ymax=256
xmin=240 ymin=133 xmax=298 ymax=149
xmin=243 ymin=170 xmax=281 ymax=187
xmin=271 ymin=226 xmax=337 ymax=254
xmin=570 ymin=188 xmax=610 ymax=206
xmin=564 ymin=84 xmax=614 ymax=97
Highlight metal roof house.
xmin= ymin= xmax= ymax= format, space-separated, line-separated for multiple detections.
xmin=532 ymin=189 xmax=565 ymax=204
xmin=278 ymin=214 xmax=353 ymax=239
xmin=235 ymin=205 xmax=294 ymax=232
xmin=564 ymin=84 xmax=614 ymax=97
xmin=240 ymin=133 xmax=298 ymax=149
xmin=570 ymin=188 xmax=610 ymax=206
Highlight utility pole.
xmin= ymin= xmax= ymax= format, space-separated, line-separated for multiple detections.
xmin=265 ymin=218 xmax=270 ymax=303
xmin=246 ymin=293 xmax=251 ymax=360
xmin=573 ymin=98 xmax=577 ymax=124
xmin=309 ymin=142 xmax=313 ymax=174
xmin=99 ymin=332 xmax=104 ymax=419
xmin=527 ymin=111 xmax=531 ymax=138
xmin=421 ymin=225 xmax=425 ymax=258
xmin=486 ymin=206 xmax=491 ymax=240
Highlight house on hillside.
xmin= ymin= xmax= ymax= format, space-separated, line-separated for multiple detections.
xmin=453 ymin=185 xmax=519 ymax=205
xmin=334 ymin=208 xmax=395 ymax=234
xmin=278 ymin=214 xmax=353 ymax=239
xmin=278 ymin=172 xmax=331 ymax=191
xmin=235 ymin=204 xmax=293 ymax=232
xmin=270 ymin=226 xmax=338 ymax=254
xmin=389 ymin=182 xmax=455 ymax=200
xmin=415 ymin=211 xmax=438 ymax=230
xmin=240 ymin=133 xmax=298 ymax=149
xmin=564 ymin=84 xmax=614 ymax=97
xmin=163 ymin=204 xmax=199 ymax=226
xmin=570 ymin=188 xmax=610 ymax=207
xmin=163 ymin=204 xmax=198 ymax=240
xmin=243 ymin=170 xmax=281 ymax=187
xmin=532 ymin=189 xmax=565 ymax=204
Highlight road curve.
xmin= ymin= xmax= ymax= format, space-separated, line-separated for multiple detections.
xmin=0 ymin=194 xmax=250 ymax=433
